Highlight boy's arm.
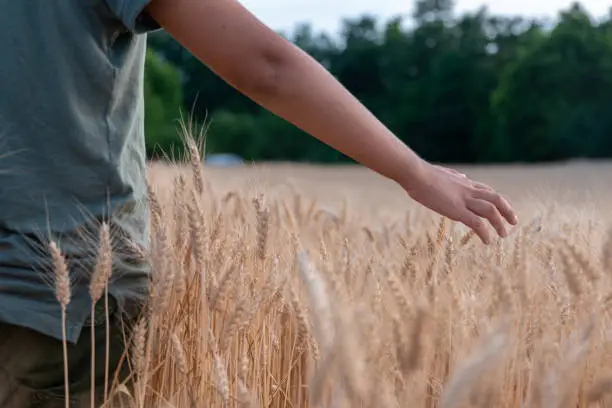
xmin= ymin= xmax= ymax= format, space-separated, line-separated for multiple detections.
xmin=146 ymin=0 xmax=518 ymax=245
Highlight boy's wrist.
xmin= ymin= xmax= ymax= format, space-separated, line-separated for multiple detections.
xmin=388 ymin=148 xmax=430 ymax=195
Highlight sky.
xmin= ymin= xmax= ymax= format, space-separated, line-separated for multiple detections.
xmin=240 ymin=0 xmax=611 ymax=35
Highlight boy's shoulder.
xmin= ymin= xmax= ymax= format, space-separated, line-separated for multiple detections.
xmin=0 ymin=1 xmax=158 ymax=35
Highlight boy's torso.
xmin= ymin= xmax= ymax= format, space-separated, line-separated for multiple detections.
xmin=0 ymin=0 xmax=157 ymax=343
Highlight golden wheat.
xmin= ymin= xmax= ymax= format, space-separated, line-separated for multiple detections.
xmin=47 ymin=137 xmax=612 ymax=407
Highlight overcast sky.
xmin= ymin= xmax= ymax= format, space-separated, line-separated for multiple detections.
xmin=240 ymin=0 xmax=610 ymax=34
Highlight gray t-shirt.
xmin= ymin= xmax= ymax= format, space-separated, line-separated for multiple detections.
xmin=0 ymin=0 xmax=159 ymax=343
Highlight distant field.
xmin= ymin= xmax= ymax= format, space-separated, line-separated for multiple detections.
xmin=150 ymin=160 xmax=612 ymax=225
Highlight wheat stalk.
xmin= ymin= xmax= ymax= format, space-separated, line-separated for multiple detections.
xmin=50 ymin=241 xmax=72 ymax=408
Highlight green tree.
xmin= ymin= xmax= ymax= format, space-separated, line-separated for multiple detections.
xmin=383 ymin=6 xmax=501 ymax=163
xmin=492 ymin=3 xmax=612 ymax=161
xmin=144 ymin=1 xmax=612 ymax=164
xmin=143 ymin=48 xmax=184 ymax=159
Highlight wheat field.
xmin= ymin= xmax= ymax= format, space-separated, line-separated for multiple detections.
xmin=53 ymin=139 xmax=612 ymax=407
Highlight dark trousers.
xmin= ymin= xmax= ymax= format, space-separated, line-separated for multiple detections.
xmin=0 ymin=298 xmax=134 ymax=407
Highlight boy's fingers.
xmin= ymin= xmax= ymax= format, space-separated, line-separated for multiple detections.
xmin=467 ymin=199 xmax=508 ymax=238
xmin=473 ymin=188 xmax=518 ymax=225
xmin=472 ymin=181 xmax=494 ymax=191
xmin=460 ymin=211 xmax=491 ymax=245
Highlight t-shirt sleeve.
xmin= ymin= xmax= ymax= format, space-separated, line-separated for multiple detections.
xmin=104 ymin=0 xmax=161 ymax=34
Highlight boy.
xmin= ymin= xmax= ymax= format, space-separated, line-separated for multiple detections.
xmin=0 ymin=0 xmax=517 ymax=406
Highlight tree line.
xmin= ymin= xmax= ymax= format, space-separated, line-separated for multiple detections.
xmin=143 ymin=1 xmax=612 ymax=164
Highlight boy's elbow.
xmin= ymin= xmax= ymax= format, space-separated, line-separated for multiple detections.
xmin=148 ymin=0 xmax=299 ymax=101
xmin=231 ymin=48 xmax=292 ymax=101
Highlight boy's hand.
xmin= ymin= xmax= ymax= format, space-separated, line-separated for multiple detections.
xmin=404 ymin=163 xmax=518 ymax=245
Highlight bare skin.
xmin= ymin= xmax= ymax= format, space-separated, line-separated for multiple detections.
xmin=146 ymin=0 xmax=519 ymax=245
